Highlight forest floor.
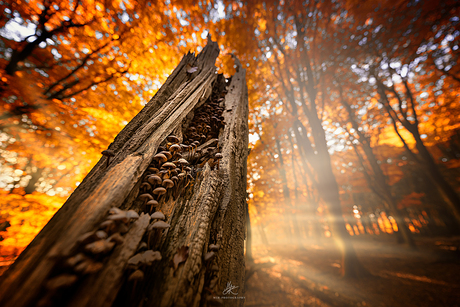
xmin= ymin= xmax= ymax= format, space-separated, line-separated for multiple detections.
xmin=244 ymin=235 xmax=460 ymax=307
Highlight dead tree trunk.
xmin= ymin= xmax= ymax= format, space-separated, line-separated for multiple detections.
xmin=0 ymin=38 xmax=249 ymax=307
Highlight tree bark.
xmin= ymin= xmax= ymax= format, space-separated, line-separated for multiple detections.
xmin=0 ymin=38 xmax=248 ymax=307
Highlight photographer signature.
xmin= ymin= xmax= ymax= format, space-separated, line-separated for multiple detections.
xmin=223 ymin=281 xmax=239 ymax=295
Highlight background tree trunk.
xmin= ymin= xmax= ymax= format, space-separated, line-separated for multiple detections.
xmin=0 ymin=38 xmax=248 ymax=307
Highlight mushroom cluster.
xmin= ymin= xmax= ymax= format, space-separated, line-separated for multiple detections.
xmin=202 ymin=243 xmax=222 ymax=305
xmin=39 ymin=208 xmax=140 ymax=306
xmin=136 ymin=79 xmax=228 ymax=218
xmin=137 ymin=134 xmax=194 ymax=214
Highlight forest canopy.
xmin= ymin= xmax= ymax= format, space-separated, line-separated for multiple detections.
xmin=0 ymin=0 xmax=459 ymax=277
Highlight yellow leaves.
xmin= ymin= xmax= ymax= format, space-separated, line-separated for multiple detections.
xmin=113 ymin=34 xmax=119 ymax=40
xmin=0 ymin=191 xmax=66 ymax=261
xmin=258 ymin=18 xmax=267 ymax=32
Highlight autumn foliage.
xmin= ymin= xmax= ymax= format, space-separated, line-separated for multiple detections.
xmin=1 ymin=0 xmax=460 ymax=276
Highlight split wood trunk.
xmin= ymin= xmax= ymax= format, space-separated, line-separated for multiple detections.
xmin=0 ymin=37 xmax=249 ymax=307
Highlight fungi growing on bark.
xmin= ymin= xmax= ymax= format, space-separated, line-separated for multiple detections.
xmin=101 ymin=150 xmax=115 ymax=167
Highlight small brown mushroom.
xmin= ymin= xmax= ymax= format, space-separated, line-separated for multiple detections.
xmin=77 ymin=231 xmax=96 ymax=245
xmin=109 ymin=207 xmax=124 ymax=215
xmin=101 ymin=150 xmax=115 ymax=167
xmin=169 ymin=144 xmax=181 ymax=152
xmin=147 ymin=167 xmax=159 ymax=174
xmin=95 ymin=230 xmax=108 ymax=240
xmin=126 ymin=210 xmax=140 ymax=220
xmin=152 ymin=187 xmax=166 ymax=197
xmin=138 ymin=193 xmax=154 ymax=202
xmin=160 ymin=151 xmax=172 ymax=160
xmin=147 ymin=175 xmax=162 ymax=186
xmin=214 ymin=153 xmax=223 ymax=170
xmin=85 ymin=240 xmax=115 ymax=255
xmin=153 ymin=153 xmax=168 ymax=163
xmin=204 ymin=251 xmax=215 ymax=262
xmin=162 ymin=179 xmax=174 ymax=189
xmin=178 ymin=158 xmax=189 ymax=165
xmin=128 ymin=270 xmax=144 ymax=282
xmin=146 ymin=199 xmax=159 ymax=213
xmin=211 ymin=264 xmax=219 ymax=271
xmin=128 ymin=250 xmax=162 ymax=267
xmin=149 ymin=220 xmax=170 ymax=230
xmin=162 ymin=162 xmax=176 ymax=169
xmin=99 ymin=220 xmax=115 ymax=231
xmin=107 ymin=213 xmax=129 ymax=223
xmin=66 ymin=253 xmax=87 ymax=267
xmin=137 ymin=242 xmax=148 ymax=252
xmin=167 ymin=135 xmax=180 ymax=143
xmin=141 ymin=182 xmax=152 ymax=191
xmin=151 ymin=211 xmax=166 ymax=220
xmin=74 ymin=259 xmax=103 ymax=275
xmin=209 ymin=244 xmax=220 ymax=251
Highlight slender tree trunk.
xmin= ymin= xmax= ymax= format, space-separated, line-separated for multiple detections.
xmin=275 ymin=138 xmax=302 ymax=247
xmin=258 ymin=223 xmax=270 ymax=246
xmin=338 ymin=86 xmax=416 ymax=248
xmin=376 ymin=82 xmax=460 ymax=231
xmin=24 ymin=167 xmax=45 ymax=194
xmin=0 ymin=38 xmax=248 ymax=307
xmin=294 ymin=118 xmax=369 ymax=277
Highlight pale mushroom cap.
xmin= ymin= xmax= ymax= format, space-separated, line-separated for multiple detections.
xmin=85 ymin=240 xmax=115 ymax=254
xmin=162 ymin=162 xmax=176 ymax=169
xmin=178 ymin=158 xmax=189 ymax=165
xmin=215 ymin=153 xmax=223 ymax=159
xmin=126 ymin=210 xmax=140 ymax=219
xmin=151 ymin=211 xmax=166 ymax=220
xmin=204 ymin=251 xmax=215 ymax=261
xmin=107 ymin=213 xmax=129 ymax=223
xmin=109 ymin=207 xmax=124 ymax=215
xmin=153 ymin=153 xmax=168 ymax=162
xmin=146 ymin=199 xmax=159 ymax=206
xmin=209 ymin=244 xmax=220 ymax=251
xmin=153 ymin=187 xmax=167 ymax=195
xmin=142 ymin=250 xmax=162 ymax=264
xmin=163 ymin=179 xmax=174 ymax=188
xmin=141 ymin=182 xmax=152 ymax=190
xmin=147 ymin=175 xmax=162 ymax=185
xmin=139 ymin=193 xmax=154 ymax=201
xmin=99 ymin=220 xmax=114 ymax=229
xmin=150 ymin=220 xmax=170 ymax=229
xmin=169 ymin=144 xmax=181 ymax=152
xmin=160 ymin=151 xmax=172 ymax=159
xmin=95 ymin=230 xmax=108 ymax=240
xmin=147 ymin=167 xmax=159 ymax=173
